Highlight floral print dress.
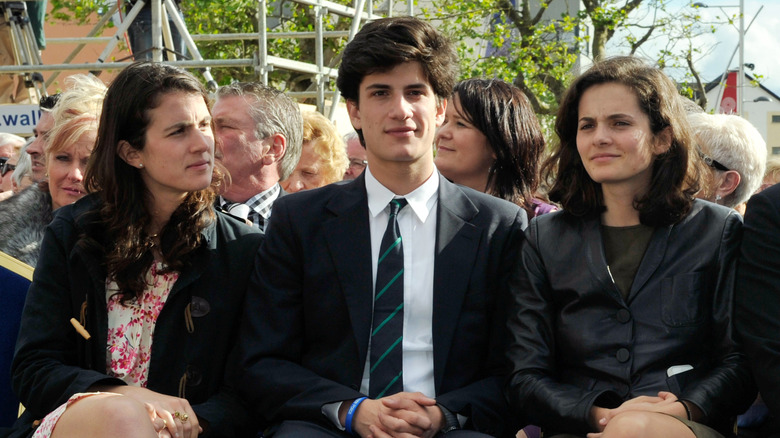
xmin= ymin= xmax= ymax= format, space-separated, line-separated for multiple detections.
xmin=32 ymin=262 xmax=179 ymax=437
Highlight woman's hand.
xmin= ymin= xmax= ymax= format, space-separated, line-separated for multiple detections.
xmin=589 ymin=392 xmax=684 ymax=432
xmin=91 ymin=385 xmax=202 ymax=438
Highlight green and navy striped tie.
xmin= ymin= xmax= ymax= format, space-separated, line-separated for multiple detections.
xmin=369 ymin=198 xmax=408 ymax=399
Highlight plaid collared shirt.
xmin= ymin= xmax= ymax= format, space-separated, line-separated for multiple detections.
xmin=220 ymin=183 xmax=281 ymax=231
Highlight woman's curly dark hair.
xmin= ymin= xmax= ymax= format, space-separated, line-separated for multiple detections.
xmin=84 ymin=61 xmax=225 ymax=302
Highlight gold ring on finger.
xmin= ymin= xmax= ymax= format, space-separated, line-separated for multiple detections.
xmin=174 ymin=411 xmax=189 ymax=423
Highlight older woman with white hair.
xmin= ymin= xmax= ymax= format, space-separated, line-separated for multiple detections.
xmin=689 ymin=113 xmax=767 ymax=214
xmin=0 ymin=133 xmax=27 ymax=201
xmin=11 ymin=141 xmax=33 ymax=194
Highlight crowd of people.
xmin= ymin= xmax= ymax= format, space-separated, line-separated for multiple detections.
xmin=0 ymin=14 xmax=777 ymax=438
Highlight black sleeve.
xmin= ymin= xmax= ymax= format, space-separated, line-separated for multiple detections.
xmin=737 ymin=188 xmax=780 ymax=416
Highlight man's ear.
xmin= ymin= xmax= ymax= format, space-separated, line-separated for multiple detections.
xmin=118 ymin=141 xmax=142 ymax=168
xmin=262 ymin=133 xmax=287 ymax=166
xmin=435 ymin=97 xmax=447 ymax=127
xmin=717 ymin=170 xmax=741 ymax=198
xmin=347 ymin=99 xmax=361 ymax=131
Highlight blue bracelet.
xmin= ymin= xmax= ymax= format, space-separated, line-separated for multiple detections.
xmin=345 ymin=396 xmax=368 ymax=436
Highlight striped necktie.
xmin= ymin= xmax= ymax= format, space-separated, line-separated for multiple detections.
xmin=369 ymin=198 xmax=408 ymax=399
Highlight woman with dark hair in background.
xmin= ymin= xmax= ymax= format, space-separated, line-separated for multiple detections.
xmin=9 ymin=62 xmax=262 ymax=438
xmin=435 ymin=78 xmax=555 ymax=218
xmin=505 ymin=56 xmax=754 ymax=437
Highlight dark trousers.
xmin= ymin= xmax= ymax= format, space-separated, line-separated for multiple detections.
xmin=269 ymin=420 xmax=495 ymax=437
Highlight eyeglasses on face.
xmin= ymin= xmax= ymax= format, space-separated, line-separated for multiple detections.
xmin=349 ymin=158 xmax=368 ymax=169
xmin=1 ymin=161 xmax=15 ymax=177
xmin=697 ymin=150 xmax=730 ymax=172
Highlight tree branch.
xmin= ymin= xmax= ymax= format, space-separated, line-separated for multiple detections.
xmin=686 ymin=51 xmax=707 ymax=110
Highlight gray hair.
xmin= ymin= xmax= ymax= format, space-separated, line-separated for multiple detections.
xmin=343 ymin=131 xmax=360 ymax=147
xmin=0 ymin=133 xmax=25 ymax=152
xmin=13 ymin=139 xmax=32 ymax=187
xmin=216 ymin=82 xmax=303 ymax=181
xmin=689 ymin=112 xmax=767 ymax=207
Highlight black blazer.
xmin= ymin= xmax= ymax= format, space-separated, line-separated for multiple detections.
xmin=737 ymin=183 xmax=780 ymax=416
xmin=506 ymin=200 xmax=755 ymax=435
xmin=10 ymin=195 xmax=263 ymax=437
xmin=239 ymin=173 xmax=527 ymax=437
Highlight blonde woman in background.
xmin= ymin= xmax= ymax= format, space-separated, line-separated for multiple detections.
xmin=759 ymin=156 xmax=780 ymax=192
xmin=0 ymin=74 xmax=106 ymax=266
xmin=281 ymin=111 xmax=348 ymax=193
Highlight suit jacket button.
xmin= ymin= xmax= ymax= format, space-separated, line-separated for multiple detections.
xmin=186 ymin=365 xmax=203 ymax=386
xmin=616 ymin=309 xmax=631 ymax=323
xmin=616 ymin=348 xmax=630 ymax=363
xmin=190 ymin=297 xmax=210 ymax=317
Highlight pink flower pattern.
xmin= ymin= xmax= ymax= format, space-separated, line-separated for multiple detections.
xmin=31 ymin=262 xmax=179 ymax=437
xmin=106 ymin=262 xmax=178 ymax=386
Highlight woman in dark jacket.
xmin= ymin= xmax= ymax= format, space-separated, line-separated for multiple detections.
xmin=10 ymin=62 xmax=262 ymax=438
xmin=505 ymin=56 xmax=755 ymax=438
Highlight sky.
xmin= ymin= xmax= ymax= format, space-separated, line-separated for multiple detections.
xmin=688 ymin=1 xmax=780 ymax=95
xmin=604 ymin=0 xmax=780 ymax=95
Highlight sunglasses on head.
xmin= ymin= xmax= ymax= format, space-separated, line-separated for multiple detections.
xmin=697 ymin=150 xmax=730 ymax=172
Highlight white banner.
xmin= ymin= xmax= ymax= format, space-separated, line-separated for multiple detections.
xmin=0 ymin=105 xmax=40 ymax=136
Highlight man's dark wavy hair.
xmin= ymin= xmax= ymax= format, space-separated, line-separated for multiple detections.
xmin=336 ymin=16 xmax=458 ymax=103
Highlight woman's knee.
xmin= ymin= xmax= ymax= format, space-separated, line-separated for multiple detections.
xmin=602 ymin=411 xmax=654 ymax=438
xmin=53 ymin=394 xmax=154 ymax=437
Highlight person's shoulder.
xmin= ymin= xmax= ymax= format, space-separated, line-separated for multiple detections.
xmin=276 ymin=179 xmax=361 ymax=209
xmin=0 ymin=184 xmax=49 ymax=213
xmin=215 ymin=209 xmax=264 ymax=239
xmin=528 ymin=209 xmax=585 ymax=238
xmin=685 ymin=199 xmax=741 ymax=224
xmin=442 ymin=178 xmax=518 ymax=214
xmin=749 ymin=183 xmax=780 ymax=207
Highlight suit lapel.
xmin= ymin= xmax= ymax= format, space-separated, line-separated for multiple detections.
xmin=323 ymin=176 xmax=374 ymax=364
xmin=432 ymin=176 xmax=480 ymax=390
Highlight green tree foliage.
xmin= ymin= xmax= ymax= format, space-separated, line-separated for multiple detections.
xmin=48 ymin=0 xmax=719 ymax=111
xmin=419 ymin=0 xmax=716 ymax=115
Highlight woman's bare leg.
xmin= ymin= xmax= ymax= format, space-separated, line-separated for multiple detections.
xmin=50 ymin=393 xmax=159 ymax=438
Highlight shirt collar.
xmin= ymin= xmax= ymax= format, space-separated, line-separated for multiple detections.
xmin=365 ymin=166 xmax=439 ymax=223
xmin=221 ymin=183 xmax=281 ymax=219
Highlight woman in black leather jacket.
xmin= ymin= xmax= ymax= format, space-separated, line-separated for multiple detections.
xmin=505 ymin=56 xmax=755 ymax=438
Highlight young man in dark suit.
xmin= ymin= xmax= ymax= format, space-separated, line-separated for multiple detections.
xmin=239 ymin=17 xmax=527 ymax=438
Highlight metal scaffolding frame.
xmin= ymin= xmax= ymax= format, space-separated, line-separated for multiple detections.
xmin=0 ymin=0 xmax=414 ymax=119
